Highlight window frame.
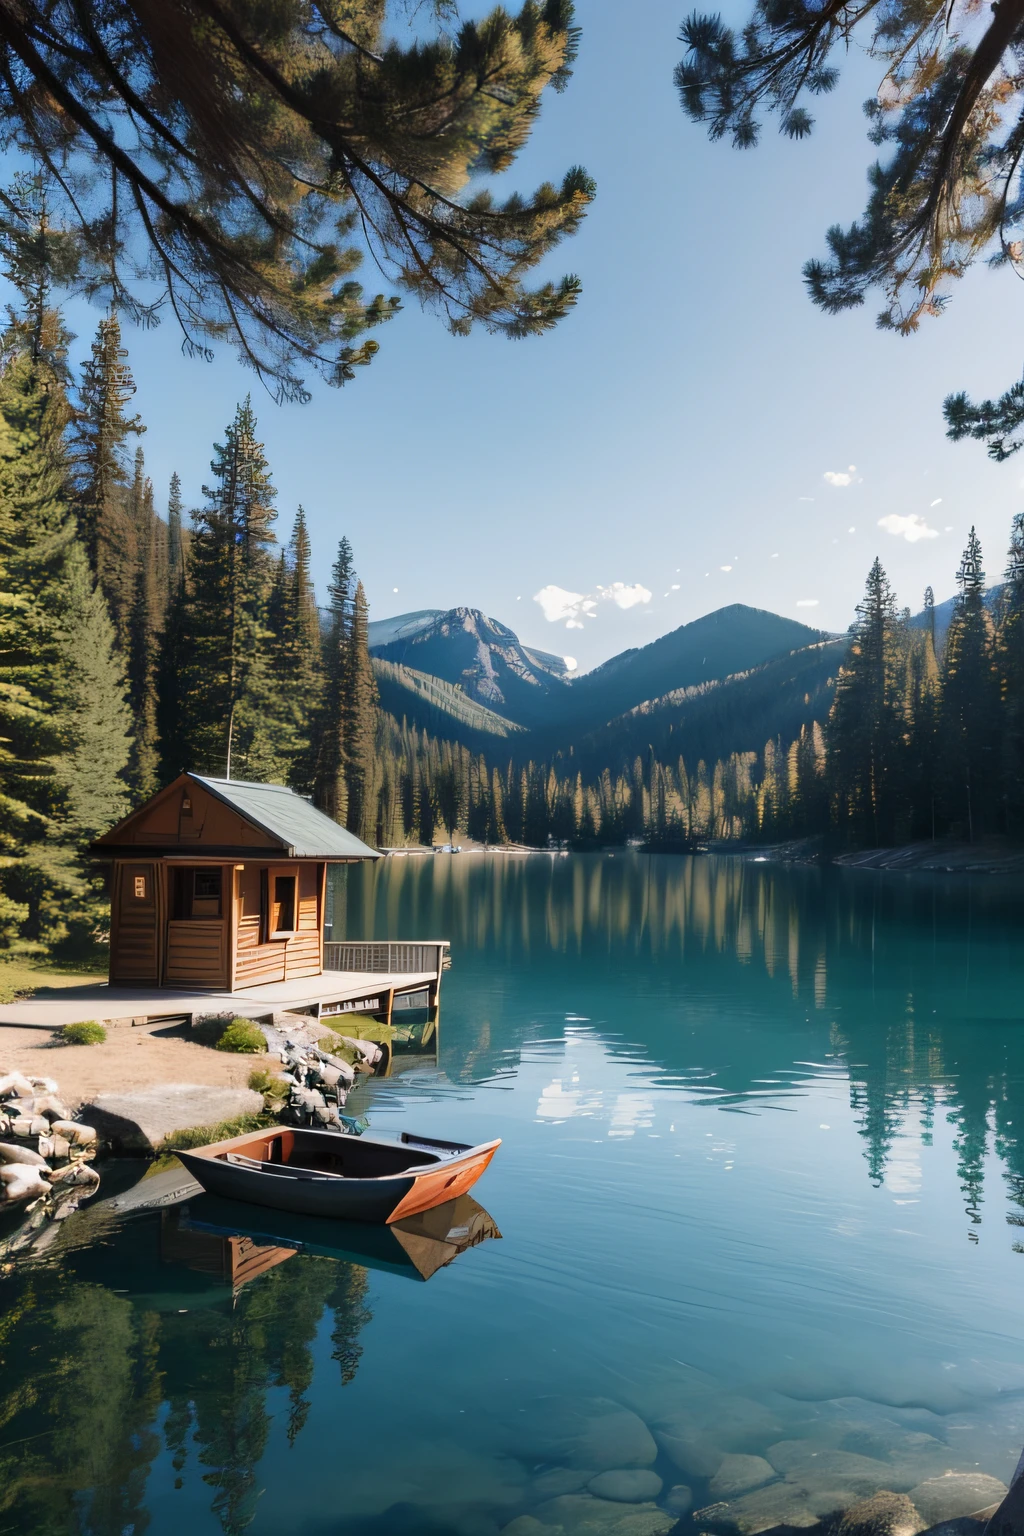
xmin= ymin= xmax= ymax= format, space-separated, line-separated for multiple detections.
xmin=265 ymin=864 xmax=300 ymax=941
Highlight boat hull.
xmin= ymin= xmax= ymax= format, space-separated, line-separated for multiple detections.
xmin=174 ymin=1130 xmax=500 ymax=1224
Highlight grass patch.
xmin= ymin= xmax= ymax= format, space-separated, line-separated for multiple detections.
xmin=59 ymin=1019 xmax=107 ymax=1045
xmin=0 ymin=955 xmax=107 ymax=1005
xmin=216 ymin=1018 xmax=267 ymax=1054
xmin=150 ymin=1111 xmax=276 ymax=1171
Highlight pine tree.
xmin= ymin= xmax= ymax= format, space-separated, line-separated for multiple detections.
xmin=345 ymin=581 xmax=379 ymax=843
xmin=0 ymin=340 xmax=130 ymax=951
xmin=998 ymin=513 xmax=1024 ymax=832
xmin=72 ymin=312 xmax=144 ymax=647
xmin=942 ymin=529 xmax=1000 ymax=839
xmin=272 ymin=507 xmax=324 ymax=791
xmin=175 ymin=399 xmax=285 ymax=779
xmin=313 ymin=537 xmax=354 ymax=822
xmin=828 ymin=559 xmax=906 ymax=845
xmin=166 ymin=471 xmax=186 ymax=599
xmin=125 ymin=447 xmax=167 ymax=797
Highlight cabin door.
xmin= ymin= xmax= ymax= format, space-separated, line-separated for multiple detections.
xmin=112 ymin=862 xmax=159 ymax=983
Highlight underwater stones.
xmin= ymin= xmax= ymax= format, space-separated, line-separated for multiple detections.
xmin=709 ymin=1456 xmax=779 ymax=1500
xmin=503 ymin=1520 xmax=560 ymax=1536
xmin=692 ymin=1483 xmax=830 ymax=1535
xmin=526 ymin=1471 xmax=595 ymax=1503
xmin=766 ymin=1444 xmax=903 ymax=1496
xmin=529 ymin=1497 xmax=674 ymax=1535
xmin=652 ymin=1426 xmax=723 ymax=1480
xmin=663 ymin=1484 xmax=693 ymax=1516
xmin=586 ymin=1472 xmax=662 ymax=1503
xmin=907 ymin=1474 xmax=1009 ymax=1526
xmin=511 ymin=1398 xmax=657 ymax=1472
xmin=834 ymin=1492 xmax=927 ymax=1536
xmin=82 ymin=1084 xmax=263 ymax=1152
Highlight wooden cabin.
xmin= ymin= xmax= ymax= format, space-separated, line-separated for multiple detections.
xmin=92 ymin=773 xmax=380 ymax=991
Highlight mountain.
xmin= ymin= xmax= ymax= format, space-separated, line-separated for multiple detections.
xmin=373 ymin=658 xmax=524 ymax=748
xmin=564 ymin=639 xmax=845 ymax=779
xmin=369 ymin=606 xmax=571 ymax=726
xmin=532 ymin=604 xmax=829 ymax=746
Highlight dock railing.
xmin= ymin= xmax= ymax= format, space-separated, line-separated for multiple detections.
xmin=322 ymin=940 xmax=450 ymax=981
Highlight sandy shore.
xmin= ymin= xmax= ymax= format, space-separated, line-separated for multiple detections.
xmin=0 ymin=1024 xmax=265 ymax=1112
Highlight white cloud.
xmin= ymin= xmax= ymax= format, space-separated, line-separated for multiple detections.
xmin=564 ymin=656 xmax=577 ymax=672
xmin=929 ymin=498 xmax=943 ymax=507
xmin=848 ymin=527 xmax=856 ymax=533
xmin=534 ymin=584 xmax=590 ymax=624
xmin=393 ymin=587 xmax=399 ymax=593
xmin=596 ymin=581 xmax=652 ymax=610
xmin=824 ymin=465 xmax=858 ymax=487
xmin=770 ymin=552 xmax=779 ymax=559
xmin=534 ymin=580 xmax=651 ymax=628
xmin=877 ymin=513 xmax=939 ymax=543
xmin=670 ymin=583 xmax=680 ymax=590
xmin=799 ymin=496 xmax=815 ymax=502
xmin=945 ymin=525 xmax=954 ymax=532
xmin=797 ymin=599 xmax=820 ymax=607
xmin=720 ymin=564 xmax=732 ymax=572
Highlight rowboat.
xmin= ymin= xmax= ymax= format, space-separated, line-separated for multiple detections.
xmin=173 ymin=1125 xmax=501 ymax=1224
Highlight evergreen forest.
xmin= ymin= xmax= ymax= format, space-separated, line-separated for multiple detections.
xmin=5 ymin=245 xmax=1024 ymax=964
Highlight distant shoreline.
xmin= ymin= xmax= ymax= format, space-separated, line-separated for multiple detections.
xmin=716 ymin=837 xmax=1024 ymax=876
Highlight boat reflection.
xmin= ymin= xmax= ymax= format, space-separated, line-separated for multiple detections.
xmin=163 ymin=1190 xmax=500 ymax=1287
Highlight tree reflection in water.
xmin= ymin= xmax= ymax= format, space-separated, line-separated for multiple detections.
xmin=0 ymin=1215 xmax=370 ymax=1536
xmin=342 ymin=851 xmax=1024 ymax=1238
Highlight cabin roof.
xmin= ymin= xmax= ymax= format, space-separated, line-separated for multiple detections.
xmin=191 ymin=777 xmax=380 ymax=859
xmin=93 ymin=773 xmax=380 ymax=860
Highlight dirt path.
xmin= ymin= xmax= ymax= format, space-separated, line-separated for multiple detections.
xmin=0 ymin=1025 xmax=265 ymax=1112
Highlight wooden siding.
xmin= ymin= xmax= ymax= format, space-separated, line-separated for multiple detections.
xmin=230 ymin=860 xmax=323 ymax=989
xmin=166 ymin=919 xmax=228 ymax=988
xmin=110 ymin=862 xmax=160 ymax=984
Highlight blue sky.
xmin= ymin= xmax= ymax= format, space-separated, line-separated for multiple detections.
xmin=22 ymin=0 xmax=1024 ymax=672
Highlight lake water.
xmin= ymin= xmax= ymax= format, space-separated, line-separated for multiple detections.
xmin=5 ymin=853 xmax=1024 ymax=1536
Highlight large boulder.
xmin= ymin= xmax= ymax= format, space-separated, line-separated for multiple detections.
xmin=907 ymin=1473 xmax=1008 ymax=1526
xmin=710 ymin=1456 xmax=778 ymax=1500
xmin=82 ymin=1085 xmax=264 ymax=1153
xmin=586 ymin=1472 xmax=662 ymax=1504
xmin=834 ymin=1492 xmax=926 ymax=1536
xmin=529 ymin=1496 xmax=674 ymax=1535
xmin=767 ymin=1442 xmax=904 ymax=1496
xmin=506 ymin=1398 xmax=657 ymax=1472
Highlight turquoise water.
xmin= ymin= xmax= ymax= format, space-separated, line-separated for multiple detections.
xmin=5 ymin=853 xmax=1024 ymax=1536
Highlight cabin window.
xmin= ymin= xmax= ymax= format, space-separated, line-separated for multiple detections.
xmin=133 ymin=875 xmax=147 ymax=899
xmin=263 ymin=866 xmax=299 ymax=939
xmin=171 ymin=866 xmax=223 ymax=920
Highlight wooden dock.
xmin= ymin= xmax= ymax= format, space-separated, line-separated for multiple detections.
xmin=0 ymin=940 xmax=449 ymax=1032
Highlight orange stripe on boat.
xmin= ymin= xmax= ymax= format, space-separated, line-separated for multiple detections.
xmin=387 ymin=1141 xmax=501 ymax=1223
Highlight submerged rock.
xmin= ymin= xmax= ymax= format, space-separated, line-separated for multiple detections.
xmin=709 ymin=1455 xmax=778 ymax=1500
xmin=693 ymin=1476 xmax=866 ymax=1535
xmin=653 ymin=1425 xmax=722 ymax=1480
xmin=766 ymin=1442 xmax=904 ymax=1496
xmin=529 ymin=1496 xmax=674 ymax=1534
xmin=907 ymin=1473 xmax=1008 ymax=1526
xmin=586 ymin=1471 xmax=662 ymax=1503
xmin=82 ymin=1084 xmax=263 ymax=1153
xmin=834 ymin=1492 xmax=927 ymax=1536
xmin=503 ymin=1520 xmax=560 ymax=1536
xmin=526 ymin=1471 xmax=594 ymax=1503
xmin=663 ymin=1484 xmax=693 ymax=1516
xmin=508 ymin=1398 xmax=657 ymax=1471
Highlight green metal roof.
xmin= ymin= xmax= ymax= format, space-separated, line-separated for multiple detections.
xmin=192 ymin=776 xmax=380 ymax=859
